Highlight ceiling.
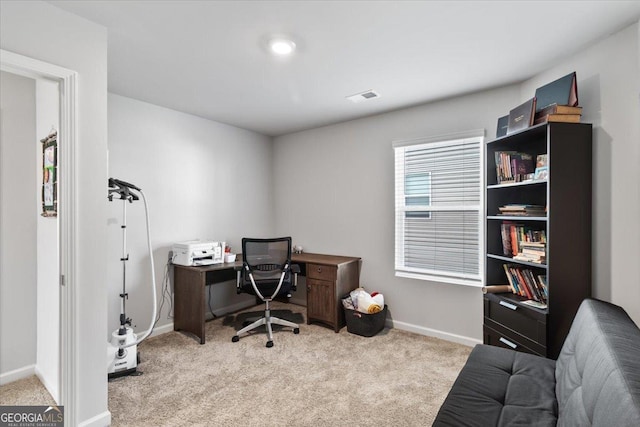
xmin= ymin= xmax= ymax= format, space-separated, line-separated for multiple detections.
xmin=48 ymin=1 xmax=640 ymax=137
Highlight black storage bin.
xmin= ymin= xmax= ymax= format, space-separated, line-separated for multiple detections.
xmin=344 ymin=305 xmax=387 ymax=337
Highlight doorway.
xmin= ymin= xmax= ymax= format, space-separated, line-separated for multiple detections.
xmin=0 ymin=70 xmax=60 ymax=403
xmin=0 ymin=49 xmax=79 ymax=425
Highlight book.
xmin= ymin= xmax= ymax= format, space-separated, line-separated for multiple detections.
xmin=536 ymin=154 xmax=547 ymax=168
xmin=536 ymin=103 xmax=582 ymax=116
xmin=507 ymin=97 xmax=536 ymax=135
xmin=534 ymin=72 xmax=579 ymax=112
xmin=534 ymin=166 xmax=548 ymax=180
xmin=522 ymin=299 xmax=547 ymax=309
xmin=496 ymin=115 xmax=509 ymax=137
xmin=534 ymin=113 xmax=581 ymax=125
xmin=499 ymin=204 xmax=546 ymax=216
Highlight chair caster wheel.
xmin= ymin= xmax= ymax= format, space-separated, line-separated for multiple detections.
xmin=232 ymin=335 xmax=239 ymax=342
xmin=293 ymin=328 xmax=300 ymax=334
xmin=266 ymin=341 xmax=273 ymax=348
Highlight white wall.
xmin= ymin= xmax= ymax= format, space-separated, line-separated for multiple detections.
xmin=273 ymin=86 xmax=520 ymax=344
xmin=107 ymin=94 xmax=274 ymax=336
xmin=35 ymin=78 xmax=60 ymax=403
xmin=0 ymin=71 xmax=37 ymax=383
xmin=519 ymin=22 xmax=640 ymax=325
xmin=1 ymin=1 xmax=109 ymax=425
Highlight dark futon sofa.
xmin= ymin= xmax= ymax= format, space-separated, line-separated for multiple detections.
xmin=433 ymin=298 xmax=640 ymax=426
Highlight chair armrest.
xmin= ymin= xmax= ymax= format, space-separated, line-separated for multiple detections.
xmin=291 ymin=263 xmax=300 ymax=290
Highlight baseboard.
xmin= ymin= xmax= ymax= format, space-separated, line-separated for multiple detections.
xmin=34 ymin=366 xmax=60 ymax=404
xmin=0 ymin=364 xmax=35 ymax=386
xmin=78 ymin=410 xmax=111 ymax=427
xmin=149 ymin=322 xmax=174 ymax=338
xmin=388 ymin=319 xmax=480 ymax=347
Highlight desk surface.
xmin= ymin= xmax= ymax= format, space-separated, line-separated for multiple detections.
xmin=175 ymin=252 xmax=361 ymax=273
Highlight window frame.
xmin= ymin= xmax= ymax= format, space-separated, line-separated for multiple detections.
xmin=393 ymin=130 xmax=485 ymax=287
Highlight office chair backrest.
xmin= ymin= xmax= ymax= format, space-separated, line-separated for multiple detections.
xmin=241 ymin=237 xmax=292 ymax=286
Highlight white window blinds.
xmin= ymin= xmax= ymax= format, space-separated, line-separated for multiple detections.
xmin=394 ymin=131 xmax=484 ymax=286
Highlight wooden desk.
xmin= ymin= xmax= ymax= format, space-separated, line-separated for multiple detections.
xmin=173 ymin=252 xmax=361 ymax=343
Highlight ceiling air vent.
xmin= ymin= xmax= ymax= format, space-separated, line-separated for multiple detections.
xmin=346 ymin=90 xmax=381 ymax=103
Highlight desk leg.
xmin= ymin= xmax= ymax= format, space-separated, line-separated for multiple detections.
xmin=174 ymin=267 xmax=206 ymax=344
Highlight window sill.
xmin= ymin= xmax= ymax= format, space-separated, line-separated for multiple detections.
xmin=395 ymin=270 xmax=482 ymax=287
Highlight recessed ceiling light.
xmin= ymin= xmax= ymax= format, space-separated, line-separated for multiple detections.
xmin=268 ymin=38 xmax=296 ymax=56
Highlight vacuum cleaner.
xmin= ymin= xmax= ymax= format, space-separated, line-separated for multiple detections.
xmin=107 ymin=178 xmax=157 ymax=379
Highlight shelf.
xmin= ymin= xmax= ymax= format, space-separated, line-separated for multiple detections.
xmin=487 ymin=253 xmax=548 ymax=269
xmin=487 ymin=179 xmax=547 ymax=190
xmin=487 ymin=215 xmax=547 ymax=221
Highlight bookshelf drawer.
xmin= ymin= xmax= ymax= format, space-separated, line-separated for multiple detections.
xmin=484 ymin=294 xmax=546 ymax=346
xmin=483 ymin=324 xmax=544 ymax=356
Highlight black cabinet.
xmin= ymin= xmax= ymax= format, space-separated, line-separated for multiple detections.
xmin=484 ymin=122 xmax=592 ymax=359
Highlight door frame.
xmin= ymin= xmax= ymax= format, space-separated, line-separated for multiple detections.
xmin=1 ymin=49 xmax=78 ymax=426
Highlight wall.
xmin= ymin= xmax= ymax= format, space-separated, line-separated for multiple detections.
xmin=35 ymin=78 xmax=60 ymax=403
xmin=0 ymin=71 xmax=37 ymax=383
xmin=519 ymin=22 xmax=640 ymax=325
xmin=273 ymin=20 xmax=640 ymax=344
xmin=107 ymin=94 xmax=274 ymax=336
xmin=1 ymin=1 xmax=109 ymax=425
xmin=273 ymin=86 xmax=520 ymax=344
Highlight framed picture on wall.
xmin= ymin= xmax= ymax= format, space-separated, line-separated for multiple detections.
xmin=41 ymin=130 xmax=57 ymax=217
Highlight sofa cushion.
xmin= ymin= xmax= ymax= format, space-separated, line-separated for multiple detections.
xmin=555 ymin=299 xmax=640 ymax=427
xmin=434 ymin=344 xmax=557 ymax=426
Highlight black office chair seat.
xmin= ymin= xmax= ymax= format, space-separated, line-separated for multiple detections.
xmin=232 ymin=237 xmax=300 ymax=348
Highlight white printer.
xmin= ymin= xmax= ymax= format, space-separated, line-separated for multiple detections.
xmin=172 ymin=240 xmax=225 ymax=266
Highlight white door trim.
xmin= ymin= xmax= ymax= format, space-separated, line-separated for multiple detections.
xmin=1 ymin=49 xmax=78 ymax=427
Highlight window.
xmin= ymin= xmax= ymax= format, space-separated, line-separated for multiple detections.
xmin=394 ymin=131 xmax=484 ymax=286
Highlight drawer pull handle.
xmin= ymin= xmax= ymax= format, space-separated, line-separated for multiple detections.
xmin=499 ymin=300 xmax=518 ymax=311
xmin=499 ymin=337 xmax=518 ymax=349
xmin=317 ymin=267 xmax=322 ymax=273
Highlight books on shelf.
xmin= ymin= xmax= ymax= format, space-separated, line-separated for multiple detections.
xmin=502 ymin=264 xmax=548 ymax=304
xmin=507 ymin=97 xmax=536 ymax=135
xmin=537 ymin=104 xmax=582 ymax=116
xmin=534 ymin=113 xmax=581 ymax=125
xmin=498 ymin=204 xmax=546 ymax=216
xmin=534 ymin=154 xmax=548 ymax=180
xmin=534 ymin=72 xmax=578 ymax=112
xmin=496 ymin=115 xmax=509 ymax=138
xmin=494 ymin=151 xmax=534 ymax=184
xmin=499 ymin=221 xmax=546 ymax=257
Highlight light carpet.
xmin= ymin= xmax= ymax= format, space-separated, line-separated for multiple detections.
xmin=108 ymin=302 xmax=471 ymax=426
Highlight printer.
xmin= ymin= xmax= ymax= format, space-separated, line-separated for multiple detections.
xmin=172 ymin=240 xmax=225 ymax=266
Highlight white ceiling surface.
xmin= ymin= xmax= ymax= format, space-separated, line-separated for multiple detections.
xmin=49 ymin=1 xmax=640 ymax=137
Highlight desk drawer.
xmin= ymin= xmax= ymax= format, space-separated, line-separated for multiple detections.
xmin=307 ymin=263 xmax=337 ymax=281
xmin=484 ymin=294 xmax=546 ymax=345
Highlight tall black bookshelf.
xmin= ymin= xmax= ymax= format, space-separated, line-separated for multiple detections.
xmin=483 ymin=122 xmax=592 ymax=359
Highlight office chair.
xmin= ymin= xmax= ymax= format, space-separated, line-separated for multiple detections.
xmin=232 ymin=237 xmax=300 ymax=347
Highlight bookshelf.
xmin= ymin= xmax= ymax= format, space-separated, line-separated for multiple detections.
xmin=484 ymin=122 xmax=592 ymax=359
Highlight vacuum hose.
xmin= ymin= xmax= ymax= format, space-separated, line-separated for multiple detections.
xmin=122 ymin=188 xmax=157 ymax=348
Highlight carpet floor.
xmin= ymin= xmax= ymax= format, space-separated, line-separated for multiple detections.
xmin=107 ymin=302 xmax=471 ymax=426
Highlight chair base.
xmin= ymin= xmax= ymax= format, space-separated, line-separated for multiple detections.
xmin=232 ymin=301 xmax=299 ymax=347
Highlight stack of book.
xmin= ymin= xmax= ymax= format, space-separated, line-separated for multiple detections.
xmin=534 ymin=104 xmax=582 ymax=125
xmin=503 ymin=264 xmax=548 ymax=305
xmin=513 ymin=241 xmax=546 ymax=264
xmin=498 ymin=204 xmax=546 ymax=216
xmin=494 ymin=151 xmax=534 ymax=183
xmin=500 ymin=222 xmax=547 ymax=257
